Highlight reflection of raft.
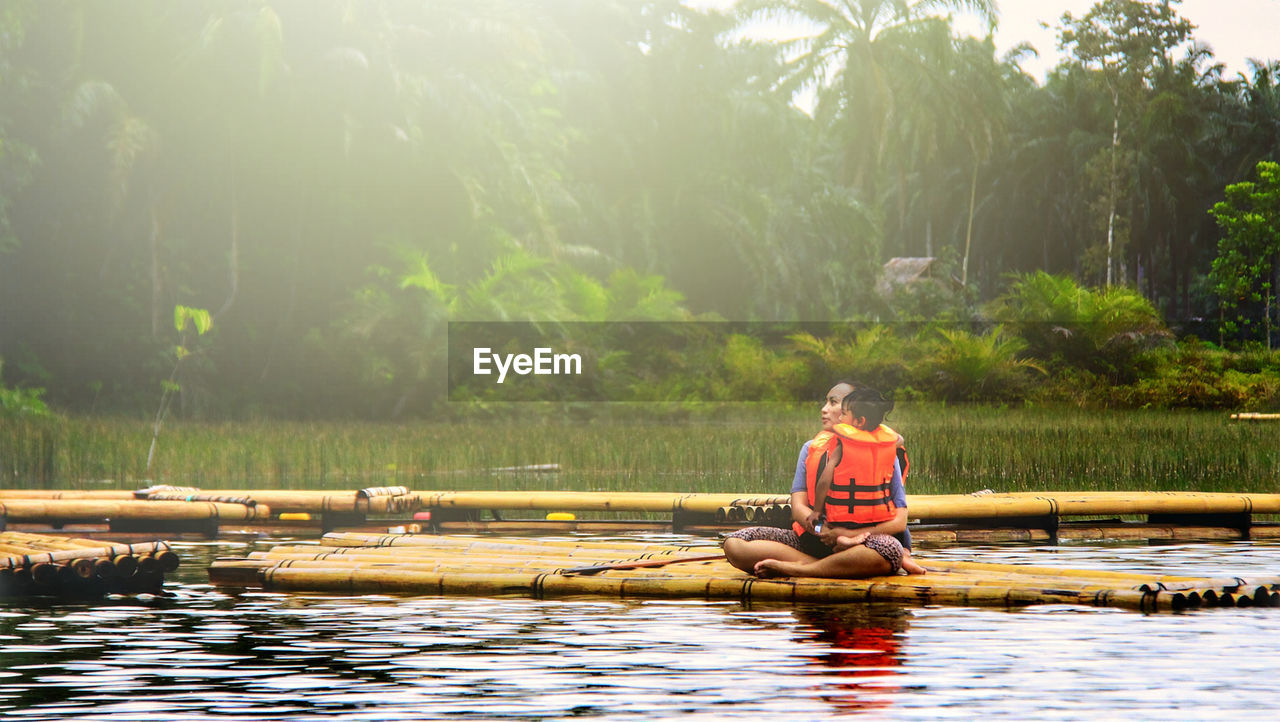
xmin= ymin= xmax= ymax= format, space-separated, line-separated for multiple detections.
xmin=0 ymin=531 xmax=179 ymax=598
xmin=208 ymin=532 xmax=1280 ymax=613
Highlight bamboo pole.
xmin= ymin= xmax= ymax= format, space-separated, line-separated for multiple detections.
xmin=113 ymin=554 xmax=139 ymax=577
xmin=0 ymin=531 xmax=128 ymax=552
xmin=914 ymin=491 xmax=1280 ymax=516
xmin=0 ymin=499 xmax=270 ymax=522
xmin=320 ymin=531 xmax=709 ymax=554
xmin=0 ymin=490 xmax=138 ymax=500
xmin=414 ymin=521 xmax=1260 ymax=542
xmin=251 ymin=546 xmax=705 ymax=564
xmin=144 ymin=493 xmax=257 ymax=506
xmin=1055 ymin=526 xmax=1244 ymax=541
xmin=412 ymin=490 xmax=1280 ymax=517
xmin=211 ymin=490 xmax=416 ymax=514
xmin=248 ymin=548 xmax=725 ymax=573
xmin=0 ymin=488 xmax=417 ymax=513
xmin=432 ymin=520 xmax=677 ymax=534
xmin=219 ymin=555 xmax=730 ymax=579
xmin=913 ymin=529 xmax=1054 ymax=543
xmin=414 ymin=491 xmax=789 ymax=514
xmin=7 ymin=488 xmax=1280 ymax=519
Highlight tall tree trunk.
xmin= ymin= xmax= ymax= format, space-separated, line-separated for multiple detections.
xmin=896 ymin=164 xmax=906 ymax=253
xmin=962 ymin=160 xmax=978 ymax=287
xmin=216 ymin=183 xmax=239 ymax=320
xmin=149 ymin=197 xmax=163 ymax=339
xmin=1264 ymin=256 xmax=1274 ymax=353
xmin=1105 ymin=99 xmax=1119 ymax=287
xmin=1268 ymin=289 xmax=1273 ymax=351
xmin=1043 ymin=178 xmax=1050 ymax=271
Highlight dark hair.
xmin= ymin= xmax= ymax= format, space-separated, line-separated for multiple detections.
xmin=828 ymin=379 xmax=862 ymax=404
xmin=841 ymin=387 xmax=893 ymax=430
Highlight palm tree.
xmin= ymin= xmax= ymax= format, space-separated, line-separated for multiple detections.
xmin=1233 ymin=60 xmax=1280 ymax=176
xmin=732 ymin=0 xmax=996 ymax=197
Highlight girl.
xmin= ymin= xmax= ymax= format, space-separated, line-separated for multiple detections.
xmin=724 ymin=386 xmax=925 ymax=578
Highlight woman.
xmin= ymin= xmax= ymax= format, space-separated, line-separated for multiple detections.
xmin=722 ymin=382 xmax=924 ymax=578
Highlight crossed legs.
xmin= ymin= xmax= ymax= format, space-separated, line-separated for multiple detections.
xmin=753 ymin=543 xmax=893 ymax=579
xmin=724 ymin=528 xmax=924 ymax=579
xmin=722 ymin=537 xmax=814 ymax=573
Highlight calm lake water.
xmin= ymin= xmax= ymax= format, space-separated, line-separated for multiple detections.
xmin=2 ymin=536 xmax=1280 ymax=719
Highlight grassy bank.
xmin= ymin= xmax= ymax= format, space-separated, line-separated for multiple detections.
xmin=2 ymin=406 xmax=1278 ymax=494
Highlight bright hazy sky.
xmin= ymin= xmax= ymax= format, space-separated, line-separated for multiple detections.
xmin=962 ymin=0 xmax=1280 ymax=82
xmin=692 ymin=0 xmax=1280 ymax=83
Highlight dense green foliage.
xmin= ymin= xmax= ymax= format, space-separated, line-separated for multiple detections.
xmin=0 ymin=360 xmax=49 ymax=419
xmin=1209 ymin=160 xmax=1280 ymax=346
xmin=4 ymin=407 xmax=1278 ymax=496
xmin=0 ymin=1 xmax=1278 ymax=418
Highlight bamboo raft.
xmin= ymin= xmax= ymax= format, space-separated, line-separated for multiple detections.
xmin=5 ymin=488 xmax=1280 ymax=542
xmin=0 ymin=531 xmax=180 ymax=598
xmin=208 ymin=532 xmax=1280 ymax=613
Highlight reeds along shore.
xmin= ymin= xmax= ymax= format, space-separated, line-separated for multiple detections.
xmin=0 ymin=531 xmax=179 ymax=597
xmin=208 ymin=533 xmax=1280 ymax=613
xmin=5 ymin=407 xmax=1280 ymax=494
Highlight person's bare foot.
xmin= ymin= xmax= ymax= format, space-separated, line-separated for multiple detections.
xmin=753 ymin=558 xmax=804 ymax=578
xmin=832 ymin=532 xmax=869 ymax=551
xmin=901 ymin=555 xmax=927 ymax=575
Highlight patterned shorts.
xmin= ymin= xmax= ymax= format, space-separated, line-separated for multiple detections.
xmin=724 ymin=526 xmax=904 ymax=574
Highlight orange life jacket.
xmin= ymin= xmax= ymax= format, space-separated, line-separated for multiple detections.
xmin=802 ymin=430 xmax=836 ymax=488
xmin=794 ymin=423 xmax=899 ymax=534
xmin=803 ymin=426 xmax=905 ymax=483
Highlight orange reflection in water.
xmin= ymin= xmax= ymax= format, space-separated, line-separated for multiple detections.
xmin=792 ymin=605 xmax=911 ymax=713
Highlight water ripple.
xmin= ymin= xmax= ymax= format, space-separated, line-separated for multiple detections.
xmin=1 ymin=539 xmax=1279 ymax=719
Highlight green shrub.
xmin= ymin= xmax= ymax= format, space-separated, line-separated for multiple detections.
xmin=916 ymin=326 xmax=1046 ymax=403
xmin=986 ymin=272 xmax=1170 ymax=380
xmin=1225 ymin=342 xmax=1280 ymax=374
xmin=0 ymin=359 xmax=51 ymax=419
xmin=788 ymin=326 xmax=912 ymax=393
xmin=1113 ymin=363 xmax=1280 ymax=410
xmin=713 ymin=334 xmax=812 ymax=402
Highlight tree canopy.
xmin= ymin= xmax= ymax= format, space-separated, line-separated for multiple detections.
xmin=0 ymin=0 xmax=1277 ymax=417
